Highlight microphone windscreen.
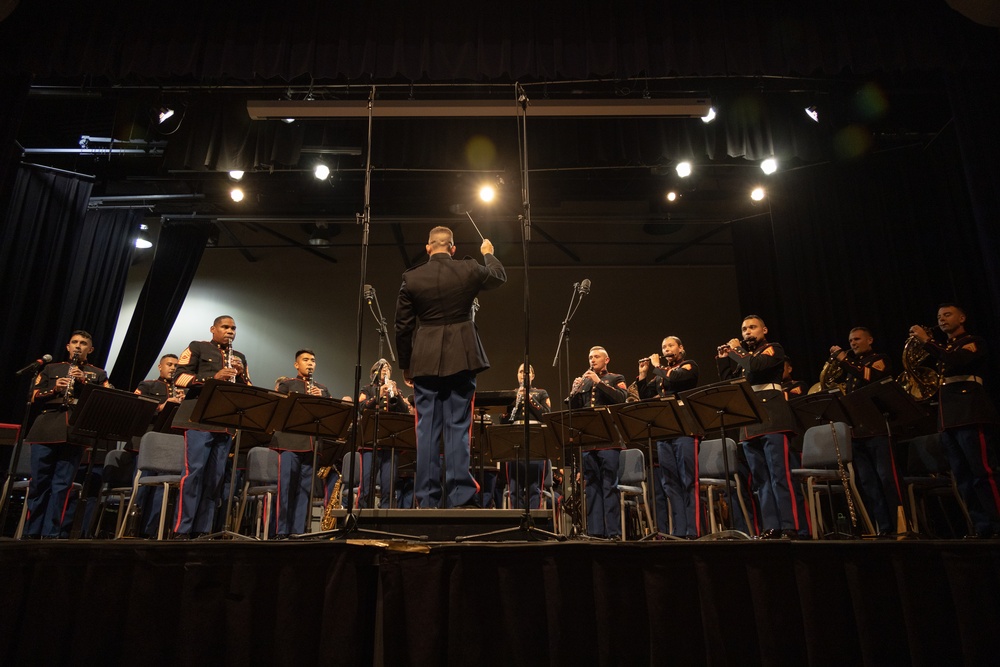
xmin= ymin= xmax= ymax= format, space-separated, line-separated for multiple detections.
xmin=42 ymin=354 xmax=53 ymax=363
xmin=579 ymin=279 xmax=591 ymax=295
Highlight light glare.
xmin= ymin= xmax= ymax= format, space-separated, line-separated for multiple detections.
xmin=805 ymin=106 xmax=819 ymax=122
xmin=230 ymin=188 xmax=245 ymax=202
xmin=229 ymin=170 xmax=244 ymax=181
xmin=314 ymin=164 xmax=331 ymax=180
xmin=479 ymin=185 xmax=496 ymax=203
xmin=750 ymin=187 xmax=766 ymax=201
xmin=701 ymin=107 xmax=716 ymax=124
xmin=666 ymin=191 xmax=678 ymax=202
xmin=675 ymin=161 xmax=692 ymax=178
xmin=760 ymin=158 xmax=778 ymax=175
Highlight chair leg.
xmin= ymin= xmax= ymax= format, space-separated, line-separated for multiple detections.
xmin=619 ymin=492 xmax=627 ymax=540
xmin=640 ymin=483 xmax=654 ymax=536
xmin=156 ymin=483 xmax=171 ymax=540
xmin=734 ymin=479 xmax=753 ymax=536
xmin=707 ymin=487 xmax=717 ymax=534
xmin=807 ymin=478 xmax=819 ymax=540
xmin=14 ymin=488 xmax=30 ymax=540
xmin=234 ymin=481 xmax=251 ymax=533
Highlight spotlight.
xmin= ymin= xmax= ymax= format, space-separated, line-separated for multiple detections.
xmin=282 ymin=118 xmax=296 ymax=124
xmin=675 ymin=161 xmax=692 ymax=178
xmin=134 ymin=223 xmax=153 ymax=249
xmin=700 ymin=107 xmax=717 ymax=124
xmin=750 ymin=187 xmax=766 ymax=201
xmin=666 ymin=191 xmax=678 ymax=202
xmin=158 ymin=107 xmax=174 ymax=124
xmin=230 ymin=188 xmax=245 ymax=203
xmin=760 ymin=158 xmax=778 ymax=175
xmin=308 ymin=222 xmax=332 ymax=247
xmin=805 ymin=106 xmax=819 ymax=123
xmin=314 ymin=164 xmax=331 ymax=180
xmin=229 ymin=170 xmax=245 ymax=181
xmin=478 ymin=184 xmax=496 ymax=203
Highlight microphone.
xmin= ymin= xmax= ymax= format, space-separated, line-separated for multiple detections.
xmin=364 ymin=284 xmax=375 ymax=304
xmin=16 ymin=354 xmax=53 ymax=376
xmin=578 ymin=279 xmax=591 ymax=295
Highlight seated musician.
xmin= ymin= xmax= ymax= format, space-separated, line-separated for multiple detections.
xmin=357 ymin=359 xmax=409 ymax=508
xmin=500 ymin=364 xmax=552 ymax=509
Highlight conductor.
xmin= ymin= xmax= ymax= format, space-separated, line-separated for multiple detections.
xmin=395 ymin=226 xmax=507 ymax=508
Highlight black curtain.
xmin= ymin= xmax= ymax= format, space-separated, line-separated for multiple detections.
xmin=109 ymin=222 xmax=212 ymax=390
xmin=1 ymin=1 xmax=996 ymax=81
xmin=0 ymin=165 xmax=135 ymax=422
xmin=0 ymin=75 xmax=28 ymax=225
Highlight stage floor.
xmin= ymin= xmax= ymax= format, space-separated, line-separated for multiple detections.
xmin=2 ymin=536 xmax=999 ymax=666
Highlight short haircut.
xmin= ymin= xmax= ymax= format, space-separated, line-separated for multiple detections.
xmin=69 ymin=330 xmax=93 ymax=343
xmin=849 ymin=326 xmax=872 ymax=336
xmin=742 ymin=314 xmax=765 ymax=327
xmin=160 ymin=354 xmax=179 ymax=362
xmin=517 ymin=364 xmax=535 ymax=373
xmin=663 ymin=335 xmax=683 ymax=347
xmin=295 ymin=348 xmax=315 ymax=360
xmin=938 ymin=302 xmax=966 ymax=316
xmin=428 ymin=226 xmax=454 ymax=247
xmin=213 ymin=315 xmax=235 ymax=325
xmin=589 ymin=346 xmax=608 ymax=355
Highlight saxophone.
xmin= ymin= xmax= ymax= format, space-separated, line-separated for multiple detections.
xmin=320 ymin=474 xmax=343 ymax=530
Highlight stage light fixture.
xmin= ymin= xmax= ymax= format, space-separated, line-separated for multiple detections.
xmin=314 ymin=164 xmax=331 ymax=180
xmin=158 ymin=107 xmax=174 ymax=124
xmin=478 ymin=184 xmax=496 ymax=203
xmin=282 ymin=118 xmax=296 ymax=124
xmin=760 ymin=158 xmax=778 ymax=175
xmin=134 ymin=223 xmax=153 ymax=249
xmin=805 ymin=106 xmax=819 ymax=122
xmin=675 ymin=161 xmax=692 ymax=178
xmin=701 ymin=107 xmax=717 ymax=123
xmin=229 ymin=170 xmax=244 ymax=181
xmin=666 ymin=191 xmax=678 ymax=202
xmin=750 ymin=187 xmax=766 ymax=201
xmin=230 ymin=187 xmax=245 ymax=203
xmin=308 ymin=222 xmax=332 ymax=247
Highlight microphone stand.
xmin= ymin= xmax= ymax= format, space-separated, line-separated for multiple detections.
xmin=458 ymin=83 xmax=561 ymax=542
xmin=315 ymin=86 xmax=418 ymax=542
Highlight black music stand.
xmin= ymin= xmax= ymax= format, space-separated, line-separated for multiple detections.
xmin=359 ymin=410 xmax=418 ymax=511
xmin=67 ymin=384 xmax=160 ymax=538
xmin=190 ymin=380 xmax=285 ymax=541
xmin=540 ymin=406 xmax=620 ymax=539
xmin=680 ymin=379 xmax=763 ymax=539
xmin=457 ymin=422 xmax=563 ymax=542
xmin=151 ymin=400 xmax=182 ymax=435
xmin=271 ymin=394 xmax=353 ymax=536
xmin=611 ymin=397 xmax=702 ymax=540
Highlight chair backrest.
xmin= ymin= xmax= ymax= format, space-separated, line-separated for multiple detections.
xmin=246 ymin=447 xmax=279 ymax=484
xmin=341 ymin=451 xmax=362 ymax=489
xmin=801 ymin=422 xmax=853 ymax=467
xmin=102 ymin=449 xmax=136 ymax=487
xmin=11 ymin=443 xmax=32 ymax=477
xmin=136 ymin=432 xmax=185 ymax=475
xmin=698 ymin=438 xmax=738 ymax=478
xmin=617 ymin=448 xmax=646 ymax=485
xmin=905 ymin=434 xmax=948 ymax=475
xmin=544 ymin=460 xmax=553 ymax=489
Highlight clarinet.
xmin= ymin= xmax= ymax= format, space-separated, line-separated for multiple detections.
xmin=305 ymin=371 xmax=314 ymax=394
xmin=224 ymin=345 xmax=237 ymax=383
xmin=64 ymin=352 xmax=81 ymax=405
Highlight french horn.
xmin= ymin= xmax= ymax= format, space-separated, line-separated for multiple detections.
xmin=897 ymin=327 xmax=939 ymax=401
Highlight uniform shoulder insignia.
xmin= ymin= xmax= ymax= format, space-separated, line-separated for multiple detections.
xmin=963 ymin=342 xmax=978 ymax=353
xmin=872 ymin=360 xmax=886 ymax=371
xmin=178 ymin=348 xmax=192 ymax=365
xmin=761 ymin=346 xmax=775 ymax=356
xmin=617 ymin=381 xmax=628 ymax=390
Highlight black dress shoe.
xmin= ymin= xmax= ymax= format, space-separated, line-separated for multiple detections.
xmin=780 ymin=529 xmax=800 ymax=540
xmin=172 ymin=533 xmax=191 ymax=541
xmin=456 ymin=501 xmax=481 ymax=509
xmin=757 ymin=528 xmax=781 ymax=540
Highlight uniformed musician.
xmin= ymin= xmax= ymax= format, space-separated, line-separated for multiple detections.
xmin=357 ymin=359 xmax=410 ymax=508
xmin=717 ymin=315 xmax=808 ymax=539
xmin=829 ymin=327 xmax=901 ymax=535
xmin=171 ymin=315 xmax=250 ymax=539
xmin=568 ymin=346 xmax=628 ymax=539
xmin=23 ymin=330 xmax=111 ymax=538
xmin=636 ymin=336 xmax=700 ymax=538
xmin=270 ymin=349 xmax=330 ymax=537
xmin=910 ymin=304 xmax=1000 ymax=538
xmin=501 ymin=363 xmax=552 ymax=510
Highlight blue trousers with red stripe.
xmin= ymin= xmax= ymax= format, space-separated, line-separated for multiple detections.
xmin=25 ymin=443 xmax=84 ymax=538
xmin=742 ymin=433 xmax=808 ymax=535
xmin=275 ymin=450 xmax=312 ymax=536
xmin=657 ymin=436 xmax=700 ymax=537
xmin=852 ymin=435 xmax=902 ymax=533
xmin=174 ymin=429 xmax=231 ymax=535
xmin=940 ymin=425 xmax=1000 ymax=535
xmin=584 ymin=449 xmax=621 ymax=538
xmin=413 ymin=372 xmax=478 ymax=508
